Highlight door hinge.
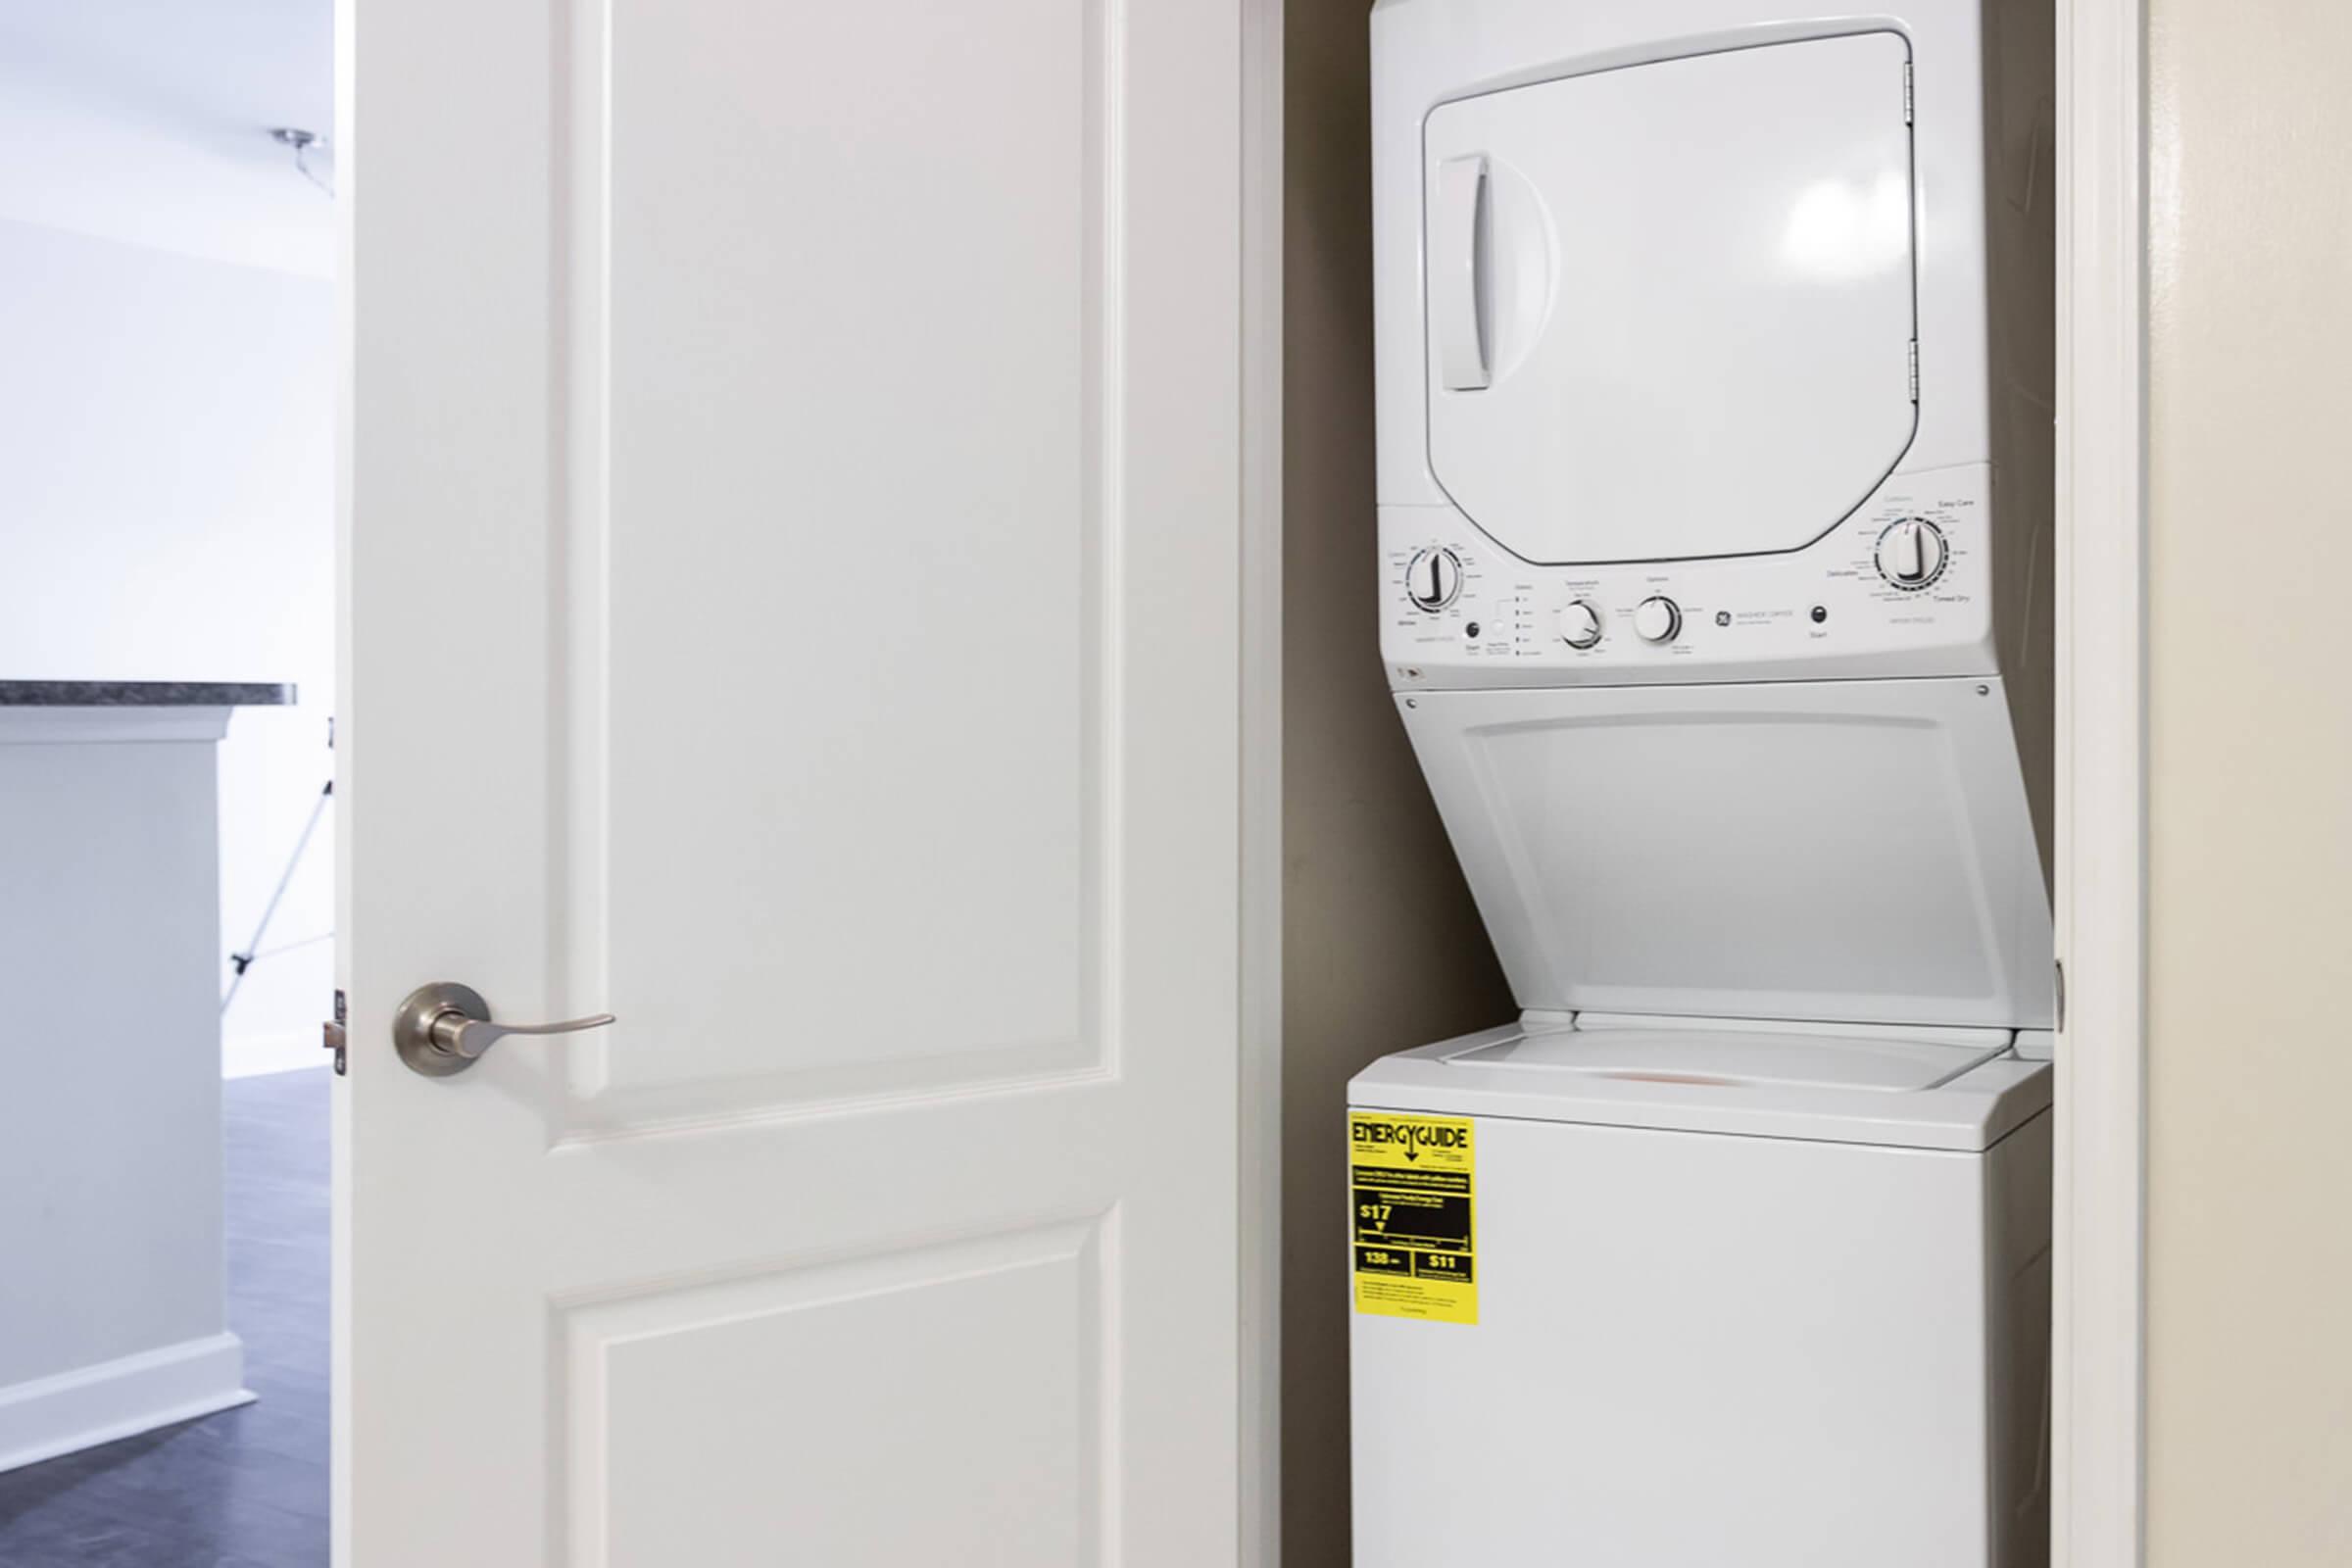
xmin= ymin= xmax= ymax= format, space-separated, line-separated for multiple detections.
xmin=1903 ymin=63 xmax=1915 ymax=123
xmin=1908 ymin=339 xmax=1920 ymax=402
xmin=324 ymin=988 xmax=348 ymax=1076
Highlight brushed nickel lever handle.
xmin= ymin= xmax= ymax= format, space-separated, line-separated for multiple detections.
xmin=393 ymin=981 xmax=614 ymax=1077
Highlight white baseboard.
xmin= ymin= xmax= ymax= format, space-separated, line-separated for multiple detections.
xmin=224 ymin=1026 xmax=330 ymax=1080
xmin=0 ymin=1333 xmax=256 ymax=1474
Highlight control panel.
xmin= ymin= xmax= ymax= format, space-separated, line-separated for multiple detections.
xmin=1382 ymin=464 xmax=2000 ymax=688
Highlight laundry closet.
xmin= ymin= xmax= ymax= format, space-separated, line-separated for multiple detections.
xmin=1281 ymin=1 xmax=2056 ymax=1564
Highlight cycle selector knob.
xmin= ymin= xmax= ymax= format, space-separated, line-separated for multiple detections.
xmin=1404 ymin=547 xmax=1463 ymax=612
xmin=1876 ymin=517 xmax=1948 ymax=589
xmin=1633 ymin=595 xmax=1682 ymax=644
xmin=1557 ymin=600 xmax=1602 ymax=649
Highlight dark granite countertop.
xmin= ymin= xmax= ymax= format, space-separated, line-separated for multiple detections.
xmin=0 ymin=681 xmax=297 ymax=708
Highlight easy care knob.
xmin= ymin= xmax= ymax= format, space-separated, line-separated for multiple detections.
xmin=1633 ymin=596 xmax=1681 ymax=644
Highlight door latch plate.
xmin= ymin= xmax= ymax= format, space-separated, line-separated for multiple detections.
xmin=324 ymin=988 xmax=348 ymax=1076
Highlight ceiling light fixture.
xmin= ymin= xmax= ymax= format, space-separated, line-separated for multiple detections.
xmin=270 ymin=126 xmax=334 ymax=198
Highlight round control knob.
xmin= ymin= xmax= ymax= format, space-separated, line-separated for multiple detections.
xmin=1404 ymin=547 xmax=1463 ymax=612
xmin=1557 ymin=600 xmax=1602 ymax=650
xmin=1633 ymin=595 xmax=1681 ymax=644
xmin=1876 ymin=517 xmax=1948 ymax=590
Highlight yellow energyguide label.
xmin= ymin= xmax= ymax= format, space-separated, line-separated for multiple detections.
xmin=1349 ymin=1110 xmax=1477 ymax=1325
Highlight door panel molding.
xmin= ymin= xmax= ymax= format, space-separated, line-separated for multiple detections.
xmin=545 ymin=0 xmax=1134 ymax=1137
xmin=556 ymin=1215 xmax=1111 ymax=1565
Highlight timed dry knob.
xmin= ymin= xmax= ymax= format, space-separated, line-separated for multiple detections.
xmin=1876 ymin=518 xmax=1948 ymax=589
xmin=1404 ymin=548 xmax=1464 ymax=612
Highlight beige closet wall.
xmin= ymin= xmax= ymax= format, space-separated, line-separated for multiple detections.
xmin=1282 ymin=0 xmax=1515 ymax=1562
xmin=2143 ymin=4 xmax=2352 ymax=1562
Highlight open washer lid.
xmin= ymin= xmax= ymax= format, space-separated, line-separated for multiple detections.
xmin=1422 ymin=31 xmax=1918 ymax=564
xmin=1398 ymin=676 xmax=2055 ymax=1030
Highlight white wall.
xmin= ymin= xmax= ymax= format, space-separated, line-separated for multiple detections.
xmin=0 ymin=217 xmax=334 ymax=1071
xmin=2144 ymin=4 xmax=2352 ymax=1562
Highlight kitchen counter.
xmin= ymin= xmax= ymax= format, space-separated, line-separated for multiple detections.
xmin=0 ymin=680 xmax=294 ymax=707
xmin=0 ymin=687 xmax=294 ymax=1469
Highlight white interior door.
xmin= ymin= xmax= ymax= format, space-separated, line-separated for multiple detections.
xmin=337 ymin=2 xmax=1248 ymax=1562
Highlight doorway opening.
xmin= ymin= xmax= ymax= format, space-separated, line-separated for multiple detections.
xmin=0 ymin=3 xmax=336 ymax=1562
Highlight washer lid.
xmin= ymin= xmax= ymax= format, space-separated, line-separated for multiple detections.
xmin=1351 ymin=1020 xmax=2053 ymax=1152
xmin=1396 ymin=676 xmax=2055 ymax=1030
xmin=1447 ymin=1026 xmax=2011 ymax=1094
xmin=1422 ymin=31 xmax=1917 ymax=564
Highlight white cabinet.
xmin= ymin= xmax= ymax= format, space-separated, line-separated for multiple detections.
xmin=0 ymin=696 xmax=280 ymax=1471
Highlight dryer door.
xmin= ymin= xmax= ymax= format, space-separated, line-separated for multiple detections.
xmin=1423 ymin=32 xmax=1917 ymax=564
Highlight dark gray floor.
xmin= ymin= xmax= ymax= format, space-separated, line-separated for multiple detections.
xmin=0 ymin=1067 xmax=330 ymax=1566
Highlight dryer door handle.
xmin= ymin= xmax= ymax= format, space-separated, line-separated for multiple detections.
xmin=1434 ymin=155 xmax=1491 ymax=391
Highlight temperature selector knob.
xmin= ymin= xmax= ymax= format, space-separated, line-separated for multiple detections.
xmin=1404 ymin=547 xmax=1463 ymax=612
xmin=1557 ymin=600 xmax=1603 ymax=650
xmin=1876 ymin=517 xmax=1948 ymax=589
xmin=1633 ymin=595 xmax=1682 ymax=644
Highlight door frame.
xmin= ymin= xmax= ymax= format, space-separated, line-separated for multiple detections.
xmin=1234 ymin=0 xmax=2151 ymax=1558
xmin=2051 ymin=0 xmax=2149 ymax=1564
xmin=1241 ymin=0 xmax=2160 ymax=1560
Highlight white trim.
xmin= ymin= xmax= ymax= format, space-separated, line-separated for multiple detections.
xmin=2052 ymin=0 xmax=2148 ymax=1564
xmin=1237 ymin=0 xmax=1285 ymax=1563
xmin=0 ymin=1333 xmax=254 ymax=1474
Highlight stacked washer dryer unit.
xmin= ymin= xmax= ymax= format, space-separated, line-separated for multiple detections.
xmin=1351 ymin=1 xmax=2055 ymax=1564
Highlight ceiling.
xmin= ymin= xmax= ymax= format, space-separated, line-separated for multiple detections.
xmin=0 ymin=0 xmax=335 ymax=276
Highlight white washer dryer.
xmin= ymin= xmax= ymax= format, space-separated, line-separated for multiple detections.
xmin=1351 ymin=0 xmax=2056 ymax=1563
xmin=1350 ymin=1020 xmax=2051 ymax=1566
